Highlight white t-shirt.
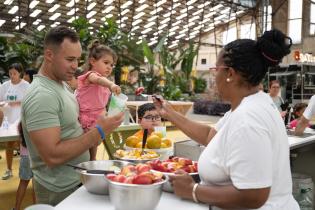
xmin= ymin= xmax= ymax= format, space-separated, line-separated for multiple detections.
xmin=198 ymin=91 xmax=299 ymax=210
xmin=303 ymin=95 xmax=315 ymax=120
xmin=0 ymin=80 xmax=30 ymax=123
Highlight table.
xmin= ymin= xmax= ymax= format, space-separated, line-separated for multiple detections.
xmin=288 ymin=127 xmax=315 ymax=150
xmin=0 ymin=123 xmax=19 ymax=143
xmin=55 ymin=186 xmax=208 ymax=210
xmin=127 ymin=101 xmax=193 ymax=123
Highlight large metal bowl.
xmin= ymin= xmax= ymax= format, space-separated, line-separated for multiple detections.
xmin=76 ymin=160 xmax=131 ymax=195
xmin=107 ymin=178 xmax=167 ymax=210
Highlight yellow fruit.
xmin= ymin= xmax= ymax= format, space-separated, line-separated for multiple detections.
xmin=146 ymin=135 xmax=162 ymax=149
xmin=162 ymin=138 xmax=172 ymax=147
xmin=160 ymin=142 xmax=168 ymax=148
xmin=135 ymin=142 xmax=143 ymax=148
xmin=151 ymin=131 xmax=163 ymax=139
xmin=125 ymin=136 xmax=140 ymax=148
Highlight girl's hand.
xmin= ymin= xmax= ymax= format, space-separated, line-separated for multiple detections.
xmin=169 ymin=171 xmax=195 ymax=200
xmin=111 ymin=84 xmax=121 ymax=95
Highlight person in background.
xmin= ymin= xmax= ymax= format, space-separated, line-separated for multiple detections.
xmin=133 ymin=103 xmax=162 ymax=139
xmin=0 ymin=108 xmax=3 ymax=126
xmin=258 ymin=83 xmax=264 ymax=92
xmin=0 ymin=63 xmax=30 ymax=180
xmin=21 ymin=26 xmax=124 ymax=206
xmin=76 ymin=40 xmax=121 ymax=161
xmin=269 ymin=80 xmax=287 ymax=118
xmin=66 ymin=68 xmax=83 ymax=93
xmin=295 ymin=95 xmax=315 ymax=135
xmin=23 ymin=68 xmax=37 ymax=83
xmin=13 ymin=123 xmax=35 ymax=210
xmin=289 ymin=103 xmax=308 ymax=129
xmin=153 ymin=29 xmax=299 ymax=209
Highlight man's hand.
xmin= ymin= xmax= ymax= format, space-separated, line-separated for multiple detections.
xmin=97 ymin=112 xmax=124 ymax=134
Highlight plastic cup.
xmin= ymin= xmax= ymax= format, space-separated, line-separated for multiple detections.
xmin=154 ymin=126 xmax=167 ymax=137
xmin=25 ymin=204 xmax=54 ymax=210
xmin=108 ymin=93 xmax=128 ymax=116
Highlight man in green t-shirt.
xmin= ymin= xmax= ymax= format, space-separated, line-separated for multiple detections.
xmin=21 ymin=26 xmax=124 ymax=206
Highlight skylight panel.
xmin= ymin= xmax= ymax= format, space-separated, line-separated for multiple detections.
xmin=29 ymin=0 xmax=39 ymax=9
xmin=87 ymin=11 xmax=96 ymax=18
xmin=150 ymin=7 xmax=163 ymax=15
xmin=186 ymin=0 xmax=197 ymax=6
xmin=136 ymin=4 xmax=148 ymax=12
xmin=0 ymin=20 xmax=6 ymax=27
xmin=134 ymin=12 xmax=145 ymax=19
xmin=104 ymin=0 xmax=113 ymax=5
xmin=139 ymin=0 xmax=146 ymax=3
xmin=106 ymin=14 xmax=113 ymax=18
xmin=30 ymin=9 xmax=41 ymax=17
xmin=148 ymin=40 xmax=158 ymax=46
xmin=211 ymin=4 xmax=223 ymax=11
xmin=67 ymin=17 xmax=75 ymax=23
xmin=169 ymin=31 xmax=175 ymax=36
xmin=67 ymin=8 xmax=79 ymax=16
xmin=132 ymin=19 xmax=142 ymax=26
xmin=66 ymin=0 xmax=79 ymax=8
xmin=15 ymin=22 xmax=26 ymax=30
xmin=141 ymin=28 xmax=152 ymax=34
xmin=144 ymin=21 xmax=155 ymax=28
xmin=46 ymin=0 xmax=54 ymax=3
xmin=32 ymin=19 xmax=41 ymax=25
xmin=37 ymin=25 xmax=45 ymax=31
xmin=160 ymin=17 xmax=170 ymax=24
xmin=121 ymin=9 xmax=129 ymax=15
xmin=154 ymin=0 xmax=167 ymax=7
xmin=8 ymin=6 xmax=18 ymax=14
xmin=89 ymin=18 xmax=96 ymax=23
xmin=158 ymin=23 xmax=168 ymax=30
xmin=193 ymin=10 xmax=203 ymax=16
xmin=48 ymin=4 xmax=60 ymax=13
xmin=4 ymin=0 xmax=13 ymax=5
xmin=175 ymin=34 xmax=185 ymax=39
xmin=121 ymin=1 xmax=132 ymax=9
xmin=173 ymin=20 xmax=181 ymax=26
xmin=176 ymin=13 xmax=187 ymax=20
xmin=49 ymin=13 xmax=61 ymax=20
xmin=170 ymin=26 xmax=179 ymax=32
xmin=87 ymin=2 xmax=96 ymax=10
xmin=148 ymin=15 xmax=157 ymax=22
xmin=103 ymin=6 xmax=114 ymax=13
xmin=131 ymin=25 xmax=140 ymax=31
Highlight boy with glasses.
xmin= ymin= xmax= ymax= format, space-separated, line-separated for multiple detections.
xmin=133 ymin=103 xmax=162 ymax=138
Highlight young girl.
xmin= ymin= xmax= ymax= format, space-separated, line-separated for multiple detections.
xmin=76 ymin=40 xmax=121 ymax=160
xmin=289 ymin=102 xmax=308 ymax=129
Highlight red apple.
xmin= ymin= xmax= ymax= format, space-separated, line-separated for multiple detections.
xmin=106 ymin=174 xmax=117 ymax=181
xmin=133 ymin=174 xmax=153 ymax=185
xmin=121 ymin=165 xmax=136 ymax=177
xmin=178 ymin=157 xmax=193 ymax=166
xmin=135 ymin=163 xmax=151 ymax=174
xmin=114 ymin=174 xmax=127 ymax=183
xmin=124 ymin=176 xmax=134 ymax=184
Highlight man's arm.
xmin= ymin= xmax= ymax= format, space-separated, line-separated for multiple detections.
xmin=294 ymin=116 xmax=310 ymax=136
xmin=29 ymin=113 xmax=124 ymax=167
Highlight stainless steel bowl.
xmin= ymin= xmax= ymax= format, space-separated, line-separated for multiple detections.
xmin=76 ymin=160 xmax=131 ymax=195
xmin=107 ymin=178 xmax=167 ymax=210
xmin=151 ymin=170 xmax=200 ymax=193
xmin=113 ymin=153 xmax=161 ymax=164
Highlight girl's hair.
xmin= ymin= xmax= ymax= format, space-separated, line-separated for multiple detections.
xmin=18 ymin=122 xmax=27 ymax=147
xmin=138 ymin=103 xmax=156 ymax=119
xmin=9 ymin=63 xmax=24 ymax=78
xmin=25 ymin=68 xmax=37 ymax=82
xmin=293 ymin=103 xmax=308 ymax=117
xmin=222 ymin=29 xmax=292 ymax=86
xmin=269 ymin=80 xmax=280 ymax=88
xmin=85 ymin=40 xmax=117 ymax=71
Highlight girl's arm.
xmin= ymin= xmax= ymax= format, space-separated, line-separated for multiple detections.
xmin=88 ymin=72 xmax=121 ymax=95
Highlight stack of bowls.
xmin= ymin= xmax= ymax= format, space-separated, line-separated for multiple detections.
xmin=76 ymin=160 xmax=130 ymax=195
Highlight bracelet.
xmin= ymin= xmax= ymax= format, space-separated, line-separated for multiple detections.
xmin=95 ymin=124 xmax=106 ymax=140
xmin=192 ymin=183 xmax=199 ymax=203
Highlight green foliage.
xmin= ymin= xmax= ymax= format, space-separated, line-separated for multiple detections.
xmin=193 ymin=76 xmax=207 ymax=93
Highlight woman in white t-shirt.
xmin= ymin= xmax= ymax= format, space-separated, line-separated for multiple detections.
xmin=0 ymin=63 xmax=30 ymax=180
xmin=153 ymin=29 xmax=299 ymax=209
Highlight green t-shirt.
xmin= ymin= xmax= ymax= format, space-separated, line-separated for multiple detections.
xmin=21 ymin=75 xmax=89 ymax=192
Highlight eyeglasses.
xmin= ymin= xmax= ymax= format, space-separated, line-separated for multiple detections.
xmin=142 ymin=115 xmax=161 ymax=121
xmin=271 ymin=86 xmax=280 ymax=89
xmin=209 ymin=66 xmax=230 ymax=72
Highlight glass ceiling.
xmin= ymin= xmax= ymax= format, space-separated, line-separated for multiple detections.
xmin=0 ymin=0 xmax=256 ymax=48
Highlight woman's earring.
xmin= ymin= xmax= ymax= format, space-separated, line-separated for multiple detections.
xmin=226 ymin=78 xmax=231 ymax=82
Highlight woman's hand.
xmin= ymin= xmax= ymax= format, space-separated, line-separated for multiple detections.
xmin=111 ymin=84 xmax=121 ymax=95
xmin=169 ymin=170 xmax=196 ymax=201
xmin=152 ymin=95 xmax=174 ymax=119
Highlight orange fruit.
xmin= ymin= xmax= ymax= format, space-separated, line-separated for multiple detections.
xmin=160 ymin=142 xmax=168 ymax=148
xmin=151 ymin=131 xmax=163 ymax=139
xmin=146 ymin=135 xmax=162 ymax=149
xmin=126 ymin=136 xmax=141 ymax=148
xmin=135 ymin=142 xmax=143 ymax=148
xmin=162 ymin=138 xmax=172 ymax=147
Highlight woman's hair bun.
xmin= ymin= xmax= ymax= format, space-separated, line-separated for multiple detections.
xmin=256 ymin=29 xmax=292 ymax=67
xmin=88 ymin=39 xmax=100 ymax=51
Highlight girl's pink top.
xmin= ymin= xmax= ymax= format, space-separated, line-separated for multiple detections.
xmin=76 ymin=71 xmax=111 ymax=130
xmin=20 ymin=144 xmax=29 ymax=156
xmin=289 ymin=119 xmax=310 ymax=129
